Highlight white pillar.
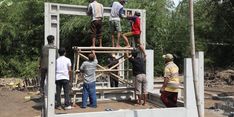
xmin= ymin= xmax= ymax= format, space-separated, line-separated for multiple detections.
xmin=46 ymin=49 xmax=56 ymax=117
xmin=184 ymin=58 xmax=198 ymax=117
xmin=146 ymin=50 xmax=154 ymax=92
xmin=196 ymin=52 xmax=204 ymax=117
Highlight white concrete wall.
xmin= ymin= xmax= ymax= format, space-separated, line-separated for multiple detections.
xmin=54 ymin=108 xmax=187 ymax=117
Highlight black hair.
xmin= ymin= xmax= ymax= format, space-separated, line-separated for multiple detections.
xmin=134 ymin=11 xmax=141 ymax=16
xmin=47 ymin=35 xmax=54 ymax=44
xmin=131 ymin=49 xmax=139 ymax=58
xmin=88 ymin=53 xmax=95 ymax=61
xmin=58 ymin=48 xmax=66 ymax=56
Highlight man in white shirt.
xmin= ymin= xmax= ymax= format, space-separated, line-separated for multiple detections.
xmin=87 ymin=0 xmax=104 ymax=47
xmin=55 ymin=48 xmax=72 ymax=110
xmin=109 ymin=0 xmax=127 ymax=47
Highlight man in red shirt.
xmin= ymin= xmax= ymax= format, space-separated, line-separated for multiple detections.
xmin=123 ymin=11 xmax=146 ymax=58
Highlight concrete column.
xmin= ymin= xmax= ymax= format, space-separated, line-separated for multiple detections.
xmin=146 ymin=50 xmax=154 ymax=92
xmin=46 ymin=49 xmax=56 ymax=117
xmin=184 ymin=58 xmax=198 ymax=117
xmin=196 ymin=52 xmax=204 ymax=117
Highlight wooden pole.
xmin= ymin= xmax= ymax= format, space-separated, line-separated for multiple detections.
xmin=189 ymin=0 xmax=202 ymax=117
xmin=73 ymin=51 xmax=80 ymax=106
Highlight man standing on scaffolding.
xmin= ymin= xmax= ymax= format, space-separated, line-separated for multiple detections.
xmin=160 ymin=53 xmax=181 ymax=107
xmin=109 ymin=0 xmax=127 ymax=47
xmin=87 ymin=0 xmax=104 ymax=47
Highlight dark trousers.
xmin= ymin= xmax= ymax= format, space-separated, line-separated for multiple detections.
xmin=82 ymin=82 xmax=97 ymax=108
xmin=160 ymin=91 xmax=178 ymax=107
xmin=55 ymin=79 xmax=71 ymax=107
xmin=40 ymin=68 xmax=47 ymax=93
xmin=110 ymin=76 xmax=118 ymax=87
xmin=90 ymin=20 xmax=102 ymax=39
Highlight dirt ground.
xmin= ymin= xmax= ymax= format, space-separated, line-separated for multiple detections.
xmin=0 ymin=88 xmax=41 ymax=117
xmin=1 ymin=85 xmax=233 ymax=117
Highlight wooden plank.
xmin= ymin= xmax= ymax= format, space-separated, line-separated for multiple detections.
xmin=73 ymin=46 xmax=134 ymax=50
xmin=75 ymin=69 xmax=132 ymax=72
xmin=79 ymin=51 xmax=131 ymax=53
xmin=72 ymin=87 xmax=134 ymax=92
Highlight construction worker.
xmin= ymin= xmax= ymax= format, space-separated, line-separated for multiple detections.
xmin=55 ymin=48 xmax=72 ymax=110
xmin=107 ymin=54 xmax=119 ymax=87
xmin=87 ymin=0 xmax=104 ymax=47
xmin=109 ymin=0 xmax=127 ymax=47
xmin=160 ymin=53 xmax=181 ymax=107
xmin=39 ymin=35 xmax=56 ymax=95
xmin=127 ymin=50 xmax=147 ymax=105
xmin=122 ymin=11 xmax=146 ymax=58
xmin=80 ymin=50 xmax=98 ymax=108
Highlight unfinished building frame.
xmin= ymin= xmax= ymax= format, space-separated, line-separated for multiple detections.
xmin=43 ymin=2 xmax=204 ymax=117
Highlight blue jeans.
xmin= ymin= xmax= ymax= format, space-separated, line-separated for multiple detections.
xmin=82 ymin=81 xmax=97 ymax=108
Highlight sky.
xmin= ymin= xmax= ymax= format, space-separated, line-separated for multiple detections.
xmin=172 ymin=0 xmax=181 ymax=7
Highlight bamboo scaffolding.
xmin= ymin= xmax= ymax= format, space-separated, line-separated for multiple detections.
xmin=78 ymin=53 xmax=132 ymax=85
xmin=71 ymin=47 xmax=134 ymax=102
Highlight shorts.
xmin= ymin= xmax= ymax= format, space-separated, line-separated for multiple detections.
xmin=109 ymin=20 xmax=122 ymax=33
xmin=123 ymin=32 xmax=140 ymax=40
xmin=134 ymin=74 xmax=147 ymax=95
xmin=90 ymin=20 xmax=102 ymax=39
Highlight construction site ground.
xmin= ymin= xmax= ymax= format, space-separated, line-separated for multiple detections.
xmin=1 ymin=85 xmax=233 ymax=117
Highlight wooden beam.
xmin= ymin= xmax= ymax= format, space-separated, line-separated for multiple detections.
xmin=76 ymin=69 xmax=132 ymax=72
xmin=79 ymin=53 xmax=107 ymax=70
xmin=109 ymin=58 xmax=127 ymax=70
xmin=73 ymin=46 xmax=134 ymax=51
xmin=110 ymin=73 xmax=133 ymax=86
xmin=78 ymin=51 xmax=131 ymax=53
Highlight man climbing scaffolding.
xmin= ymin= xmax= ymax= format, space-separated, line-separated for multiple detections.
xmin=122 ymin=11 xmax=146 ymax=58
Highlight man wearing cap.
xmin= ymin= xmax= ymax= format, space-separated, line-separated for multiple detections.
xmin=87 ymin=0 xmax=104 ymax=47
xmin=160 ymin=53 xmax=181 ymax=107
xmin=122 ymin=11 xmax=146 ymax=58
xmin=109 ymin=0 xmax=127 ymax=47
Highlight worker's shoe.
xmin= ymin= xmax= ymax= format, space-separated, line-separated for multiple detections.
xmin=55 ymin=106 xmax=62 ymax=110
xmin=64 ymin=106 xmax=72 ymax=110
